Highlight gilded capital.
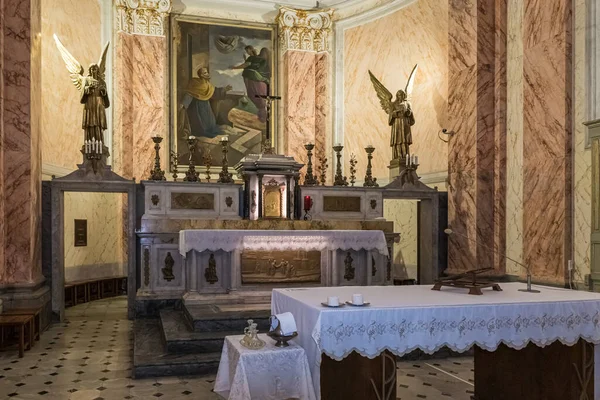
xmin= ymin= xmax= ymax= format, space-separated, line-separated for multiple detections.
xmin=115 ymin=0 xmax=172 ymax=36
xmin=277 ymin=7 xmax=333 ymax=53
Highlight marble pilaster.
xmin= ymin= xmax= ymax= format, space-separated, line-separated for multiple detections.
xmin=522 ymin=0 xmax=572 ymax=282
xmin=447 ymin=0 xmax=507 ymax=273
xmin=0 ymin=0 xmax=43 ymax=285
xmin=278 ymin=7 xmax=333 ymax=183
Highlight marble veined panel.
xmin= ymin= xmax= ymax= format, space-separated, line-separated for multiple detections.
xmin=573 ymin=0 xmax=591 ymax=285
xmin=284 ymin=51 xmax=316 ymax=181
xmin=1 ymin=0 xmax=42 ymax=284
xmin=113 ymin=32 xmax=135 ymax=179
xmin=524 ymin=0 xmax=571 ymax=50
xmin=523 ymin=29 xmax=572 ymax=281
xmin=384 ymin=200 xmax=418 ymax=280
xmin=505 ymin=0 xmax=524 ymax=275
xmin=40 ymin=0 xmax=102 ymax=170
xmin=64 ymin=192 xmax=126 ymax=281
xmin=343 ymin=0 xmax=448 ymax=182
xmin=314 ymin=53 xmax=330 ymax=182
xmin=132 ymin=35 xmax=167 ymax=181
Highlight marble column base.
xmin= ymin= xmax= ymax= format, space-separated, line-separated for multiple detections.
xmin=0 ymin=279 xmax=52 ymax=328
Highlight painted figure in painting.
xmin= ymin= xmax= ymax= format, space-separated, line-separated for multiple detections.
xmin=180 ymin=67 xmax=233 ymax=138
xmin=54 ymin=34 xmax=110 ymax=143
xmin=369 ymin=65 xmax=418 ymax=160
xmin=230 ymin=45 xmax=271 ymax=123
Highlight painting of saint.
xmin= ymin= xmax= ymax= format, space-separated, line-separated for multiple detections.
xmin=171 ymin=18 xmax=276 ymax=168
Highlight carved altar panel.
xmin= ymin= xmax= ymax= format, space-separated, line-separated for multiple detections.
xmin=241 ymin=250 xmax=321 ymax=284
xmin=323 ymin=196 xmax=361 ymax=212
xmin=171 ymin=192 xmax=215 ymax=210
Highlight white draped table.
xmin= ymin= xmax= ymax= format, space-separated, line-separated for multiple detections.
xmin=214 ymin=334 xmax=316 ymax=400
xmin=271 ymin=283 xmax=600 ymax=399
xmin=179 ymin=230 xmax=389 ymax=257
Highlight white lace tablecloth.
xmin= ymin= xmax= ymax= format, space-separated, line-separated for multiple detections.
xmin=214 ymin=334 xmax=316 ymax=400
xmin=271 ymin=283 xmax=600 ymax=397
xmin=179 ymin=230 xmax=388 ymax=257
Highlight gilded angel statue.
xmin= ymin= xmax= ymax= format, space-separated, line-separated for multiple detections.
xmin=54 ymin=34 xmax=110 ymax=144
xmin=368 ymin=65 xmax=418 ymax=160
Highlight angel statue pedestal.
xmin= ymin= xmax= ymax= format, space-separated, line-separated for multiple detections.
xmin=388 ymin=157 xmax=405 ymax=181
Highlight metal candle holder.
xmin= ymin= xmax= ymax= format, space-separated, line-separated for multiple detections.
xmin=332 ymin=144 xmax=348 ymax=186
xmin=170 ymin=151 xmax=179 ymax=181
xmin=184 ymin=136 xmax=200 ymax=182
xmin=217 ymin=136 xmax=234 ymax=184
xmin=349 ymin=153 xmax=357 ymax=187
xmin=204 ymin=154 xmax=212 ymax=182
xmin=304 ymin=143 xmax=318 ymax=186
xmin=363 ymin=145 xmax=379 ymax=187
xmin=317 ymin=156 xmax=328 ymax=186
xmin=149 ymin=136 xmax=166 ymax=181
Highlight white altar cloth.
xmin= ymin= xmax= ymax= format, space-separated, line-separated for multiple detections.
xmin=179 ymin=230 xmax=388 ymax=257
xmin=214 ymin=334 xmax=316 ymax=400
xmin=271 ymin=283 xmax=600 ymax=397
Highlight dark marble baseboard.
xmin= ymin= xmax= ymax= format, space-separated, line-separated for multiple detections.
xmin=135 ymin=299 xmax=181 ymax=317
xmin=183 ymin=304 xmax=270 ymax=333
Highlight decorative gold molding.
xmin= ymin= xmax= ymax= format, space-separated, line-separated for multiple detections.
xmin=277 ymin=6 xmax=333 ymax=53
xmin=115 ymin=0 xmax=171 ymax=36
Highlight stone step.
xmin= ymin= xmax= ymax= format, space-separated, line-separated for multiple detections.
xmin=133 ymin=318 xmax=220 ymax=379
xmin=183 ymin=303 xmax=271 ymax=333
xmin=160 ymin=309 xmax=240 ymax=354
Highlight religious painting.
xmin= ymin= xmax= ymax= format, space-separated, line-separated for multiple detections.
xmin=171 ymin=16 xmax=277 ymax=169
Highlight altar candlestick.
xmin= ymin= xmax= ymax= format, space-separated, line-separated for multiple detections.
xmin=304 ymin=195 xmax=312 ymax=211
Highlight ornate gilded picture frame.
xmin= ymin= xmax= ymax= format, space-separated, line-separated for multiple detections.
xmin=170 ymin=15 xmax=278 ymax=171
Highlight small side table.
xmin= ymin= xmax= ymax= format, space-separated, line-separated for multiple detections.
xmin=214 ymin=334 xmax=316 ymax=400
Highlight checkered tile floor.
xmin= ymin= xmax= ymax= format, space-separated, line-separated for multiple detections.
xmin=0 ymin=297 xmax=474 ymax=399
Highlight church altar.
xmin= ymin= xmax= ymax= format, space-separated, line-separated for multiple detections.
xmin=174 ymin=229 xmax=389 ymax=298
xmin=272 ymin=283 xmax=600 ymax=400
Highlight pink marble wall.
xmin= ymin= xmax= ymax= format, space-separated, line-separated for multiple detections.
xmin=284 ymin=50 xmax=330 ymax=182
xmin=113 ymin=32 xmax=134 ymax=179
xmin=447 ymin=0 xmax=507 ymax=273
xmin=0 ymin=0 xmax=43 ymax=284
xmin=522 ymin=0 xmax=572 ymax=281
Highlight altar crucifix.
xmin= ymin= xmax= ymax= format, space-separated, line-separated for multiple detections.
xmin=256 ymin=86 xmax=281 ymax=154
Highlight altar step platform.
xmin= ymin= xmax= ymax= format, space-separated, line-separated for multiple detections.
xmin=133 ymin=302 xmax=270 ymax=378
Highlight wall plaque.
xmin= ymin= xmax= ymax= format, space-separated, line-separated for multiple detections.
xmin=241 ymin=250 xmax=321 ymax=284
xmin=323 ymin=196 xmax=361 ymax=212
xmin=74 ymin=219 xmax=87 ymax=247
xmin=171 ymin=192 xmax=215 ymax=210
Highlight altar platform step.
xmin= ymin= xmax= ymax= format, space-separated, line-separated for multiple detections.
xmin=183 ymin=290 xmax=273 ymax=306
xmin=160 ymin=309 xmax=240 ymax=354
xmin=133 ymin=318 xmax=220 ymax=379
xmin=183 ymin=303 xmax=271 ymax=333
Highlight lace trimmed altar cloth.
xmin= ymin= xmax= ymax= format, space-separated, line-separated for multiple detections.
xmin=179 ymin=230 xmax=388 ymax=257
xmin=271 ymin=283 xmax=600 ymax=398
xmin=214 ymin=334 xmax=316 ymax=400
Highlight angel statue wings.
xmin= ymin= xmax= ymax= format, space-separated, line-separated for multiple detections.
xmin=54 ymin=34 xmax=110 ymax=145
xmin=369 ymin=65 xmax=418 ymax=161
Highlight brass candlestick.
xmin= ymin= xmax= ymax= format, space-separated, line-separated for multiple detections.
xmin=304 ymin=143 xmax=318 ymax=186
xmin=333 ymin=144 xmax=348 ymax=186
xmin=184 ymin=136 xmax=200 ymax=182
xmin=149 ymin=136 xmax=166 ymax=181
xmin=204 ymin=154 xmax=212 ymax=182
xmin=363 ymin=145 xmax=379 ymax=187
xmin=317 ymin=155 xmax=328 ymax=186
xmin=170 ymin=150 xmax=179 ymax=181
xmin=349 ymin=153 xmax=357 ymax=187
xmin=217 ymin=136 xmax=234 ymax=184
